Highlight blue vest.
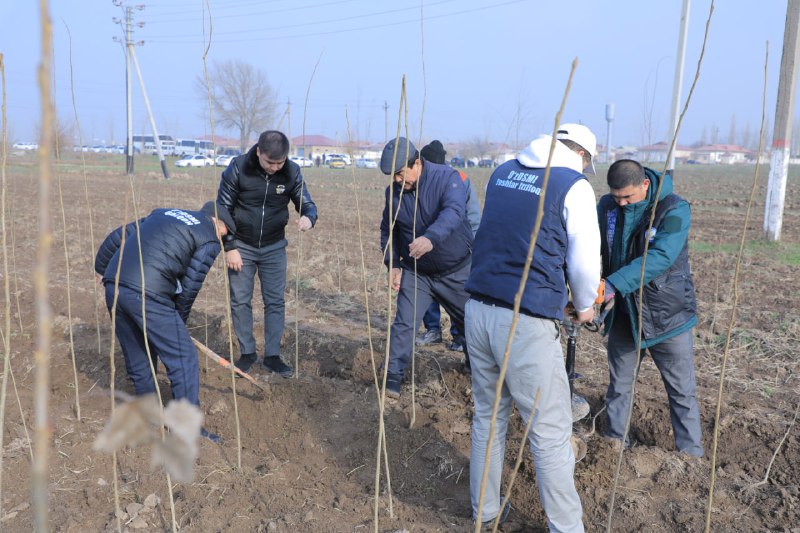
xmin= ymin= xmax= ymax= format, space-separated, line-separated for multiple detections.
xmin=466 ymin=160 xmax=584 ymax=320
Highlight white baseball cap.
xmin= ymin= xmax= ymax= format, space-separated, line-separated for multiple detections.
xmin=557 ymin=123 xmax=597 ymax=174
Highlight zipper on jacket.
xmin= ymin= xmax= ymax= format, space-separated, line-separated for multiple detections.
xmin=258 ymin=176 xmax=270 ymax=247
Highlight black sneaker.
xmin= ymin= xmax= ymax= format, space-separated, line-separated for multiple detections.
xmin=416 ymin=328 xmax=443 ymax=346
xmin=448 ymin=336 xmax=465 ymax=351
xmin=263 ymin=356 xmax=293 ymax=378
xmin=234 ymin=353 xmax=257 ymax=373
xmin=385 ymin=374 xmax=402 ymax=399
xmin=478 ymin=501 xmax=510 ymax=531
xmin=200 ymin=427 xmax=221 ymax=444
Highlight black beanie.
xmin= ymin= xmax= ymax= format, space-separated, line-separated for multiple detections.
xmin=420 ymin=140 xmax=447 ymax=164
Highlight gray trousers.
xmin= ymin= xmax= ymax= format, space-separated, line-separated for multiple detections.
xmin=466 ymin=299 xmax=584 ymax=532
xmin=605 ymin=312 xmax=704 ymax=456
xmin=387 ymin=260 xmax=470 ymax=378
xmin=228 ymin=239 xmax=287 ymax=357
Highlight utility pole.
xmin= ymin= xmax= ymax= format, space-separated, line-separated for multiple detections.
xmin=765 ymin=0 xmax=800 ymax=241
xmin=113 ymin=2 xmax=170 ymax=179
xmin=667 ymin=0 xmax=690 ymax=172
xmin=115 ymin=5 xmax=135 ymax=174
xmin=383 ymin=100 xmax=389 ymax=141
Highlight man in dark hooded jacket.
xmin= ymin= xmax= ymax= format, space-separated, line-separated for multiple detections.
xmin=95 ymin=202 xmax=234 ymax=442
xmin=597 ymin=159 xmax=703 ymax=456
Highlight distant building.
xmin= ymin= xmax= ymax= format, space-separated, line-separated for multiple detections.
xmin=636 ymin=141 xmax=693 ymax=164
xmin=691 ymin=144 xmax=752 ymax=164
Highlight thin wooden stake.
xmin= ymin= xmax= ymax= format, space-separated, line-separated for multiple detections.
xmin=51 ymin=46 xmax=82 ymax=421
xmin=33 ymin=2 xmax=54 ymax=529
xmin=704 ymin=39 xmax=768 ymax=533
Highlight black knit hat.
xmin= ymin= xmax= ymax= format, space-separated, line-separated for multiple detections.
xmin=200 ymin=201 xmax=236 ymax=234
xmin=420 ymin=140 xmax=447 ymax=164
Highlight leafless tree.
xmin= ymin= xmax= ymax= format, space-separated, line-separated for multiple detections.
xmin=741 ymin=121 xmax=753 ymax=150
xmin=198 ymin=60 xmax=277 ymax=152
xmin=699 ymin=126 xmax=708 ymax=146
xmin=727 ymin=114 xmax=737 ymax=145
xmin=465 ymin=136 xmax=492 ymax=160
xmin=710 ymin=123 xmax=719 ymax=144
xmin=35 ymin=118 xmax=75 ymax=151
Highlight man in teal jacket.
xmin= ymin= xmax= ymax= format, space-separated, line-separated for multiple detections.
xmin=597 ymin=159 xmax=703 ymax=456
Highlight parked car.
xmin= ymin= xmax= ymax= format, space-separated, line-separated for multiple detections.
xmin=13 ymin=141 xmax=38 ymax=150
xmin=450 ymin=156 xmax=466 ymax=168
xmin=216 ymin=154 xmax=234 ymax=167
xmin=478 ymin=158 xmax=496 ymax=168
xmin=328 ymin=157 xmax=346 ymax=169
xmin=324 ymin=153 xmax=351 ymax=166
xmin=289 ymin=155 xmax=314 ymax=167
xmin=175 ymin=154 xmax=214 ymax=167
xmin=355 ymin=158 xmax=378 ymax=169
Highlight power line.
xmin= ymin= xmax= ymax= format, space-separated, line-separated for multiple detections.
xmin=146 ymin=0 xmax=457 ymax=36
xmin=146 ymin=0 xmax=527 ymax=43
xmin=147 ymin=0 xmax=361 ymax=23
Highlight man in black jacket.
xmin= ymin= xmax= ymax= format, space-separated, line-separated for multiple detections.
xmin=95 ymin=202 xmax=234 ymax=421
xmin=217 ymin=130 xmax=318 ymax=377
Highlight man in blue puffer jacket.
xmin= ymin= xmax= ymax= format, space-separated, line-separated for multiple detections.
xmin=95 ymin=202 xmax=234 ymax=430
xmin=379 ymin=137 xmax=473 ymax=398
xmin=598 ymin=159 xmax=703 ymax=456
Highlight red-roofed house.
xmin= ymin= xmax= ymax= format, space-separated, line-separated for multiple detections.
xmin=691 ymin=144 xmax=752 ymax=164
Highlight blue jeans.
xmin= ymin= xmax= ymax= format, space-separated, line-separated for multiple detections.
xmin=106 ymin=284 xmax=200 ymax=406
xmin=605 ymin=313 xmax=703 ymax=456
xmin=466 ymin=299 xmax=584 ymax=532
xmin=228 ymin=240 xmax=287 ymax=357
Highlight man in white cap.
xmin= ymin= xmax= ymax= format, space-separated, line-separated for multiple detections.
xmin=464 ymin=123 xmax=601 ymax=531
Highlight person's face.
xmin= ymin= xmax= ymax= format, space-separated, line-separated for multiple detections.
xmin=610 ymin=179 xmax=650 ymax=206
xmin=393 ymin=159 xmax=422 ymax=190
xmin=256 ymin=147 xmax=286 ymax=175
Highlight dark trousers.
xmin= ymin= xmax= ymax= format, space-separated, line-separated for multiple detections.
xmin=387 ymin=260 xmax=471 ymax=378
xmin=105 ymin=284 xmax=200 ymax=406
xmin=422 ymin=301 xmax=461 ymax=337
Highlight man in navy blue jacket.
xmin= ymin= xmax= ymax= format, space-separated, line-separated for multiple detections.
xmin=465 ymin=125 xmax=601 ymax=531
xmin=95 ymin=202 xmax=234 ymax=427
xmin=379 ymin=137 xmax=473 ymax=398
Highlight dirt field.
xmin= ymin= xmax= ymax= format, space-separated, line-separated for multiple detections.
xmin=1 ymin=153 xmax=799 ymax=532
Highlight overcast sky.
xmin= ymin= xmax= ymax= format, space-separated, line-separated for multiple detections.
xmin=0 ymin=0 xmax=796 ymax=149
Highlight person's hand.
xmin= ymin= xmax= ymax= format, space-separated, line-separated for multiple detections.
xmin=297 ymin=216 xmax=313 ymax=232
xmin=408 ymin=236 xmax=433 ymax=259
xmin=391 ymin=268 xmax=402 ymax=291
xmin=603 ymin=280 xmax=616 ymax=304
xmin=95 ymin=273 xmax=103 ymax=287
xmin=572 ymin=307 xmax=595 ymax=324
xmin=227 ymin=249 xmax=243 ymax=272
